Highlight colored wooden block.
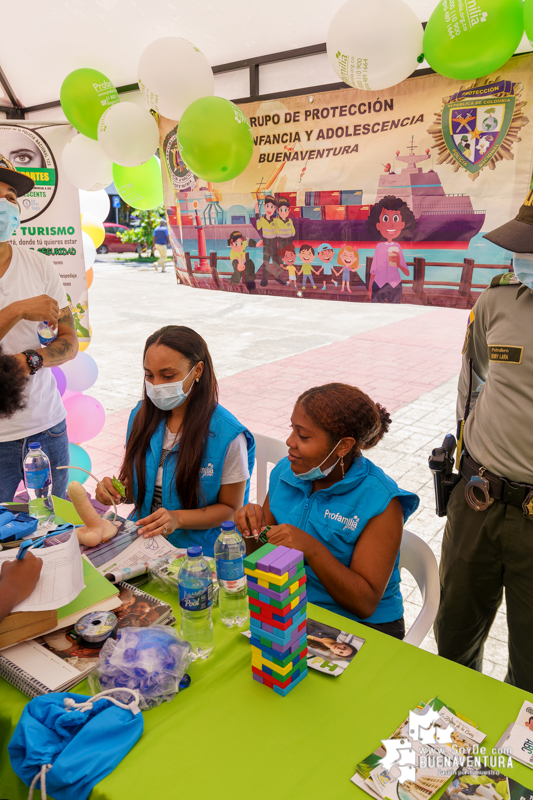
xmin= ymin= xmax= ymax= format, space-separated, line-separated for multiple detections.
xmin=245 ymin=566 xmax=290 ymax=586
xmin=250 ymin=638 xmax=307 ymax=668
xmin=250 ymin=631 xmax=307 ymax=660
xmin=256 ymin=545 xmax=291 ymax=573
xmin=257 ymin=579 xmax=269 ymax=589
xmin=244 ymin=543 xmax=277 ymax=571
xmin=252 ymin=672 xmax=264 ymax=685
xmin=251 ymin=599 xmax=308 ymax=624
xmin=249 ymin=584 xmax=307 ymax=610
xmin=272 ymin=668 xmax=308 ymax=697
xmin=248 ymin=565 xmax=306 ymax=594
xmin=262 ymin=622 xmax=274 ymax=633
xmin=250 ymin=616 xmax=306 ymax=646
xmin=251 ymin=648 xmax=308 ymax=677
xmin=246 ymin=570 xmax=306 ymax=602
xmin=269 ymin=548 xmax=304 ymax=576
xmin=252 ymin=659 xmax=307 ymax=689
xmin=250 ymin=607 xmax=306 ymax=640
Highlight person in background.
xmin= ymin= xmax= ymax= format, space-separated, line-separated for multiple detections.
xmin=152 ymin=218 xmax=169 ymax=273
xmin=0 ymin=344 xmax=42 ymax=625
xmin=0 ymin=154 xmax=78 ymax=502
xmin=96 ymin=325 xmax=255 ymax=557
xmin=235 ymin=383 xmax=419 ymax=638
xmin=366 ymin=196 xmax=414 ymax=303
xmin=435 ymin=193 xmax=533 ymax=692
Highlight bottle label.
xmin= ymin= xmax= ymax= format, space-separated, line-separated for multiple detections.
xmin=216 ymin=556 xmax=244 ymax=582
xmin=179 ymin=583 xmax=213 ymax=611
xmin=25 ymin=468 xmax=51 ymax=491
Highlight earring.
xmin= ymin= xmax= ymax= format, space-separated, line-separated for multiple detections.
xmin=340 ymin=456 xmax=345 ymax=479
xmin=196 ymin=377 xmax=200 ymax=383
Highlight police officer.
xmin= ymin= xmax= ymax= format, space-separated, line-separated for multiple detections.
xmin=435 ymin=192 xmax=533 ymax=691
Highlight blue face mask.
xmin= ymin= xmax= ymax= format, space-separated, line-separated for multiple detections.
xmin=0 ymin=197 xmax=19 ymax=241
xmin=297 ymin=440 xmax=342 ymax=481
xmin=513 ymin=253 xmax=533 ymax=290
xmin=145 ymin=365 xmax=196 ymax=411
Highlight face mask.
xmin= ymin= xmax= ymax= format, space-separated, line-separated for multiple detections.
xmin=145 ymin=365 xmax=196 ymax=411
xmin=0 ymin=198 xmax=19 ymax=242
xmin=513 ymin=253 xmax=533 ymax=290
xmin=297 ymin=440 xmax=343 ymax=481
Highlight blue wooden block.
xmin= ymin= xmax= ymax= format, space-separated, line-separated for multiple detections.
xmin=273 ymin=668 xmax=308 ymax=697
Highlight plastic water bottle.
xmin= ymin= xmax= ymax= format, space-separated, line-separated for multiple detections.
xmin=214 ymin=521 xmax=249 ymax=628
xmin=37 ymin=321 xmax=57 ymax=346
xmin=23 ymin=443 xmax=54 ymax=522
xmin=178 ymin=546 xmax=214 ymax=660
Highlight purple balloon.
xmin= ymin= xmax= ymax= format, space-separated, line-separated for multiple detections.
xmin=52 ymin=366 xmax=67 ymax=396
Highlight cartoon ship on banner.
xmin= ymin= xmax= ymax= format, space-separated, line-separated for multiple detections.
xmin=172 ymin=139 xmax=485 ymax=252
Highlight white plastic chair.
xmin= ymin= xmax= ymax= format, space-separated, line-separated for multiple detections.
xmin=252 ymin=433 xmax=288 ymax=505
xmin=399 ymin=528 xmax=440 ymax=646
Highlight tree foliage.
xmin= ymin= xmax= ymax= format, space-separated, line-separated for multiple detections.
xmin=117 ymin=205 xmax=166 ymax=250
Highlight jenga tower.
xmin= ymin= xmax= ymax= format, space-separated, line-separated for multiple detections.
xmin=244 ymin=543 xmax=308 ymax=696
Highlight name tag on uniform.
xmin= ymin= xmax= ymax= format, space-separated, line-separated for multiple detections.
xmin=488 ymin=345 xmax=523 ymax=364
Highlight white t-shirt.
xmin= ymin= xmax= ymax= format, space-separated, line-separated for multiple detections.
xmin=0 ymin=246 xmax=68 ymax=441
xmin=152 ymin=430 xmax=250 ymax=510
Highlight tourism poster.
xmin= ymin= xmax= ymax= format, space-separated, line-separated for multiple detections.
xmin=159 ymin=52 xmax=533 ymax=310
xmin=0 ymin=122 xmax=89 ymax=343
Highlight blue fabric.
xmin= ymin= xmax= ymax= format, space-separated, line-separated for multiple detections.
xmin=153 ymin=225 xmax=168 ymax=244
xmin=0 ymin=419 xmax=69 ymax=502
xmin=127 ymin=403 xmax=255 ymax=556
xmin=8 ymin=691 xmax=143 ymax=800
xmin=268 ymin=455 xmax=420 ymax=624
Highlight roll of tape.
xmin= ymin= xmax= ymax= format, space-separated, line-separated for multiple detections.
xmin=74 ymin=610 xmax=118 ymax=648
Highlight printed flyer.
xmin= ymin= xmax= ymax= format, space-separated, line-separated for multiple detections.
xmin=0 ymin=122 xmax=89 ymax=343
xmin=159 ymin=52 xmax=533 ymax=310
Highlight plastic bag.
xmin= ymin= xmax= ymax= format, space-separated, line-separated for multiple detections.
xmin=151 ymin=554 xmax=220 ymax=605
xmin=89 ymin=626 xmax=192 ymax=710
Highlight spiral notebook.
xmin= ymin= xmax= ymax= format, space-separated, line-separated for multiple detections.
xmin=0 ymin=583 xmax=175 ymax=698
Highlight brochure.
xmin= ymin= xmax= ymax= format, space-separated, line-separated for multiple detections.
xmin=495 ymin=700 xmax=533 ymax=769
xmin=443 ymin=767 xmax=533 ymax=800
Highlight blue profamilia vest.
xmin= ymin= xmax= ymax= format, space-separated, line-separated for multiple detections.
xmin=268 ymin=455 xmax=419 ymax=625
xmin=127 ymin=403 xmax=255 ymax=556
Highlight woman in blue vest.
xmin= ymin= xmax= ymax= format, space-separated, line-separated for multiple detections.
xmin=96 ymin=326 xmax=255 ymax=557
xmin=234 ymin=383 xmax=419 ymax=638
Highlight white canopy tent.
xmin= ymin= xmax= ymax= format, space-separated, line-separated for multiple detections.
xmin=1 ymin=0 xmax=531 ymax=121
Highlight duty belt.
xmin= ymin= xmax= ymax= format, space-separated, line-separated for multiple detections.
xmin=460 ymin=453 xmax=533 ymax=519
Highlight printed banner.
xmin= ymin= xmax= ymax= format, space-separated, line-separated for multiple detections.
xmin=159 ymin=53 xmax=533 ymax=309
xmin=0 ymin=122 xmax=89 ymax=341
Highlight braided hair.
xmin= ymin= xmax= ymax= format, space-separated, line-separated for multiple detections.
xmin=297 ymin=383 xmax=391 ymax=467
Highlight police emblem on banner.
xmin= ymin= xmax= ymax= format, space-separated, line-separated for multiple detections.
xmin=163 ymin=125 xmax=196 ymax=192
xmin=428 ymin=80 xmax=528 ymax=180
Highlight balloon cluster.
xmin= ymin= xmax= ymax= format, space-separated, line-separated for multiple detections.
xmin=327 ymin=0 xmax=525 ymax=89
xmin=94 ymin=626 xmax=192 ymax=710
xmin=52 ymin=347 xmax=104 ymax=485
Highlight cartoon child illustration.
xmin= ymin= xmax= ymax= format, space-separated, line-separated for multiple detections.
xmin=252 ymin=194 xmax=283 ymax=285
xmin=279 ymin=243 xmax=297 ymax=288
xmin=331 ymin=244 xmax=359 ymax=294
xmin=227 ymin=230 xmax=258 ymax=292
xmin=297 ymin=244 xmax=319 ymax=290
xmin=457 ymin=135 xmax=472 ymax=157
xmin=316 ymin=242 xmax=334 ymax=291
xmin=275 ymin=196 xmax=295 ymax=248
xmin=366 ymin=196 xmax=415 ymax=304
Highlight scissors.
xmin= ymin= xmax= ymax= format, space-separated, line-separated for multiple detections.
xmin=16 ymin=524 xmax=76 ymax=560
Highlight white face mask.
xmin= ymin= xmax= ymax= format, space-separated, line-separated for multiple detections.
xmin=513 ymin=253 xmax=533 ymax=290
xmin=0 ymin=197 xmax=19 ymax=242
xmin=296 ymin=440 xmax=343 ymax=481
xmin=145 ymin=365 xmax=196 ymax=411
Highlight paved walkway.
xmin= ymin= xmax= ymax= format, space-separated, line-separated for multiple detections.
xmin=80 ymin=258 xmax=509 ymax=681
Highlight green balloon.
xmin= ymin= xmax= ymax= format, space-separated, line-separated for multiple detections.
xmin=525 ymin=0 xmax=533 ymax=43
xmin=113 ymin=157 xmax=164 ymax=211
xmin=424 ymin=0 xmax=523 ymax=80
xmin=177 ymin=97 xmax=254 ymax=183
xmin=60 ymin=68 xmax=119 ymax=140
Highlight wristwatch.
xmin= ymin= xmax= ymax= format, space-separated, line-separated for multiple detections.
xmin=22 ymin=349 xmax=44 ymax=375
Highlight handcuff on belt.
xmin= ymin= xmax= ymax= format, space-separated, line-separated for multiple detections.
xmin=464 ymin=466 xmax=493 ymax=512
xmin=461 ymin=454 xmax=533 ymax=520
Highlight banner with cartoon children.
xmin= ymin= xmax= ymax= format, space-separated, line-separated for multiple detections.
xmin=0 ymin=122 xmax=89 ymax=343
xmin=159 ymin=53 xmax=533 ymax=310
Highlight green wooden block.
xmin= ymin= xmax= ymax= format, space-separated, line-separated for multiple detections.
xmin=243 ymin=543 xmax=277 ymax=571
xmin=264 ymin=639 xmax=308 ymax=669
xmin=249 ymin=582 xmax=307 ymax=609
xmin=249 ymin=601 xmax=261 ymax=614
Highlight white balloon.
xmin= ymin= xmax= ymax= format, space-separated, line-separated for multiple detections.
xmin=62 ymin=135 xmax=113 ymax=191
xmin=82 ymin=231 xmax=96 ymax=271
xmin=327 ymin=0 xmax=423 ymax=92
xmin=97 ymin=102 xmax=159 ymax=167
xmin=79 ymin=189 xmax=110 ymax=223
xmin=138 ymin=37 xmax=214 ymax=121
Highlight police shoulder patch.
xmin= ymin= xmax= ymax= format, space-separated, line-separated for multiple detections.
xmin=490 ymin=272 xmax=520 ymax=287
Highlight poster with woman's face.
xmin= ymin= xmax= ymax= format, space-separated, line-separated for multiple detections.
xmin=0 ymin=125 xmax=57 ymax=222
xmin=306 ymin=618 xmax=365 ymax=677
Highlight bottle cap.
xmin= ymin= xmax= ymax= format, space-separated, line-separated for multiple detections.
xmin=221 ymin=521 xmax=235 ymax=531
xmin=28 ymin=443 xmax=41 ymax=450
xmin=187 ymin=546 xmax=202 ymax=557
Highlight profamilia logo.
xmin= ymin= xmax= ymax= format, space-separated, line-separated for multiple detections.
xmin=466 ymin=0 xmax=488 ymax=25
xmin=93 ymin=81 xmax=114 ymax=92
xmin=324 ymin=509 xmax=359 ymax=532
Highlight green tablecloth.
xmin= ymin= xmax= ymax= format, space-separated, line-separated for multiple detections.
xmin=1 ymin=510 xmax=533 ymax=799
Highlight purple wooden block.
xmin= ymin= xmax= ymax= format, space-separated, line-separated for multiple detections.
xmin=256 ymin=545 xmax=291 ymax=573
xmin=270 ymin=627 xmax=305 ymax=653
xmin=262 ymin=622 xmax=274 ymax=633
xmin=269 ymin=548 xmax=304 ymax=576
xmin=252 ymin=584 xmax=291 ymax=602
xmin=253 ymin=672 xmax=264 ymax=685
